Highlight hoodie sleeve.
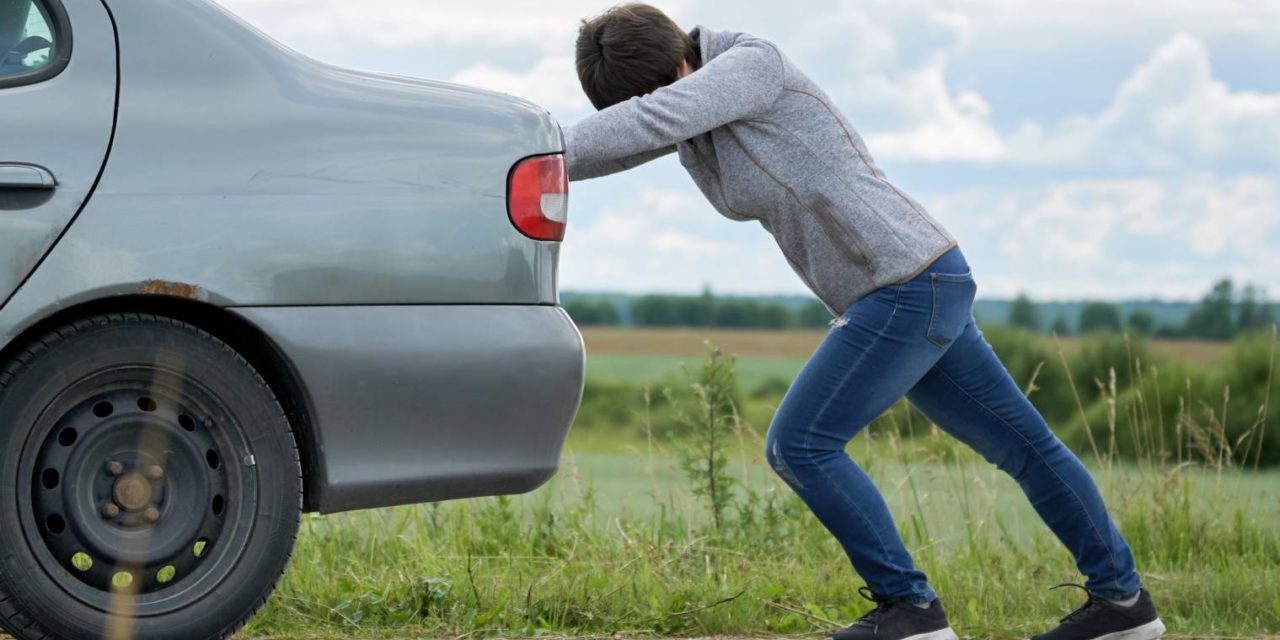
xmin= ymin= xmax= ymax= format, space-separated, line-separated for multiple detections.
xmin=563 ymin=35 xmax=785 ymax=181
xmin=565 ymin=145 xmax=676 ymax=182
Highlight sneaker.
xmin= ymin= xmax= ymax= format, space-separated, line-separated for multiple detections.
xmin=827 ymin=587 xmax=959 ymax=640
xmin=1031 ymin=585 xmax=1165 ymax=640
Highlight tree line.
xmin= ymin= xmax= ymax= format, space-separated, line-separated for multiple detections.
xmin=566 ymin=278 xmax=1274 ymax=340
xmin=565 ymin=288 xmax=832 ymax=329
xmin=1007 ymin=278 xmax=1273 ymax=340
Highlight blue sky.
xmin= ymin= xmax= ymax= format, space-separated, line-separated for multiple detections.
xmin=217 ymin=0 xmax=1280 ymax=301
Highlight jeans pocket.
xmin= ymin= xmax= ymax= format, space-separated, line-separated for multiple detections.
xmin=927 ymin=270 xmax=976 ymax=348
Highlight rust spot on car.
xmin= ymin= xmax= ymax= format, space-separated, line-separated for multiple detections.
xmin=139 ymin=280 xmax=207 ymax=301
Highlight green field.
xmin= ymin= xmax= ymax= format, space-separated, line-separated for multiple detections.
xmin=586 ymin=352 xmax=809 ymax=390
xmin=240 ymin=327 xmax=1280 ymax=639
xmin=247 ymin=431 xmax=1280 ymax=639
xmin=9 ymin=327 xmax=1266 ymax=640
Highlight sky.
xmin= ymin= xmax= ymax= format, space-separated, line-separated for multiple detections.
xmin=215 ymin=0 xmax=1280 ymax=302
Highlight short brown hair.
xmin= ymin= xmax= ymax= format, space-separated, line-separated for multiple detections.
xmin=575 ymin=4 xmax=698 ymax=111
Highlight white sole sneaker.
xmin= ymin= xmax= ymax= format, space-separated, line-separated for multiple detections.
xmin=828 ymin=626 xmax=958 ymax=640
xmin=1088 ymin=618 xmax=1167 ymax=640
xmin=902 ymin=628 xmax=960 ymax=640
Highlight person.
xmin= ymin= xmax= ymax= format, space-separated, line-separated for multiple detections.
xmin=561 ymin=4 xmax=1168 ymax=640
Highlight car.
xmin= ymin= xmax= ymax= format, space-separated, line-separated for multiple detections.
xmin=0 ymin=0 xmax=584 ymax=638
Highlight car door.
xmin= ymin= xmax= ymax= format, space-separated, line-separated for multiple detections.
xmin=0 ymin=0 xmax=115 ymax=309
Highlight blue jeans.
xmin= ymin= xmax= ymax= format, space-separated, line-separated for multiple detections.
xmin=765 ymin=246 xmax=1140 ymax=604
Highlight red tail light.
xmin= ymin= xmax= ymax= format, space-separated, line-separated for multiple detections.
xmin=507 ymin=154 xmax=569 ymax=241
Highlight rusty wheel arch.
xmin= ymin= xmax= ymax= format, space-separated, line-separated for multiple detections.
xmin=0 ymin=295 xmax=325 ymax=512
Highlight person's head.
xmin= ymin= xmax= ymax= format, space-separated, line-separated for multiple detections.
xmin=575 ymin=3 xmax=698 ymax=111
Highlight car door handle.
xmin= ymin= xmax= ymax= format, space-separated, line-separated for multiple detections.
xmin=0 ymin=163 xmax=57 ymax=189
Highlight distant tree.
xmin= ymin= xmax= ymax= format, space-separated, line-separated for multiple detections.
xmin=1184 ymin=279 xmax=1236 ymax=340
xmin=564 ymin=299 xmax=621 ymax=326
xmin=1007 ymin=293 xmax=1042 ymax=331
xmin=1237 ymin=284 xmax=1276 ymax=333
xmin=757 ymin=303 xmax=792 ymax=329
xmin=632 ymin=289 xmax=718 ymax=327
xmin=687 ymin=286 xmax=715 ymax=327
xmin=712 ymin=300 xmax=749 ymax=328
xmin=1050 ymin=314 xmax=1072 ymax=336
xmin=1079 ymin=301 xmax=1123 ymax=334
xmin=632 ymin=295 xmax=680 ymax=326
xmin=797 ymin=300 xmax=833 ymax=328
xmin=1127 ymin=309 xmax=1156 ymax=335
xmin=713 ymin=300 xmax=794 ymax=328
xmin=1258 ymin=305 xmax=1276 ymax=332
xmin=632 ymin=291 xmax=797 ymax=328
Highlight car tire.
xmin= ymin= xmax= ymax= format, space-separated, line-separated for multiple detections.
xmin=0 ymin=312 xmax=301 ymax=640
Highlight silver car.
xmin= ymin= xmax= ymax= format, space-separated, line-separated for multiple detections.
xmin=0 ymin=0 xmax=584 ymax=637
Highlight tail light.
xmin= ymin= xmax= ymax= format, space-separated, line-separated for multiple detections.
xmin=507 ymin=154 xmax=568 ymax=241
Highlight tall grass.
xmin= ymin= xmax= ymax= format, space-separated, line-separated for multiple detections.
xmin=248 ymin=330 xmax=1280 ymax=639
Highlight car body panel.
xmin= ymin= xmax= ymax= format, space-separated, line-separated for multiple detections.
xmin=0 ymin=0 xmax=583 ymax=515
xmin=0 ymin=0 xmax=116 ymax=305
xmin=3 ymin=0 xmax=562 ymax=314
xmin=233 ymin=305 xmax=584 ymax=514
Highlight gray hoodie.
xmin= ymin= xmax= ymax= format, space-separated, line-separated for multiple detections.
xmin=563 ymin=26 xmax=957 ymax=315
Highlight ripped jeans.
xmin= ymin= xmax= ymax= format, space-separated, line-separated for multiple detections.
xmin=765 ymin=246 xmax=1140 ymax=604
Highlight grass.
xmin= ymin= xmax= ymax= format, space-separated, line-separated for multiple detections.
xmin=246 ymin=430 xmax=1280 ymax=639
xmin=244 ymin=329 xmax=1280 ymax=639
xmin=587 ymin=353 xmax=808 ymax=391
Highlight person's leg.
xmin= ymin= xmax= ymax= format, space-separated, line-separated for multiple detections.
xmin=905 ymin=320 xmax=1141 ymax=599
xmin=765 ymin=249 xmax=975 ymax=605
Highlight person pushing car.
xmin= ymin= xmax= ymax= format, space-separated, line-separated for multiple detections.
xmin=561 ymin=5 xmax=1166 ymax=640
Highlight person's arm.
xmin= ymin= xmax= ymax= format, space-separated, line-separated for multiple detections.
xmin=563 ymin=36 xmax=785 ymax=180
xmin=566 ymin=145 xmax=676 ymax=182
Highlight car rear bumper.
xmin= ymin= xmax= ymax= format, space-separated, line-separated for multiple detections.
xmin=230 ymin=304 xmax=584 ymax=514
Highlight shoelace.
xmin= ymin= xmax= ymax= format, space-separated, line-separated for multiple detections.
xmin=854 ymin=586 xmax=895 ymax=633
xmin=1050 ymin=583 xmax=1104 ymax=624
xmin=828 ymin=588 xmax=928 ymax=639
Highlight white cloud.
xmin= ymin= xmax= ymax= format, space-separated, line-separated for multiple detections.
xmin=1006 ymin=34 xmax=1280 ymax=170
xmin=561 ymin=188 xmax=719 ymax=291
xmin=862 ymin=31 xmax=1280 ymax=169
xmin=452 ymin=56 xmax=587 ymax=111
xmin=928 ymin=173 xmax=1280 ymax=299
xmin=752 ymin=0 xmax=1003 ymax=162
xmin=862 ymin=72 xmax=1006 ymax=162
xmin=560 ymin=186 xmax=803 ymax=295
xmin=959 ymin=0 xmax=1280 ymax=42
xmin=713 ymin=6 xmax=1279 ymax=169
xmin=1181 ymin=175 xmax=1279 ymax=257
xmin=651 ymin=230 xmax=718 ymax=254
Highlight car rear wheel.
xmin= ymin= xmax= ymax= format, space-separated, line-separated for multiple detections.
xmin=0 ymin=313 xmax=301 ymax=640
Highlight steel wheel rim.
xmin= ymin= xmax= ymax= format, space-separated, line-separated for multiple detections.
xmin=18 ymin=365 xmax=260 ymax=615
